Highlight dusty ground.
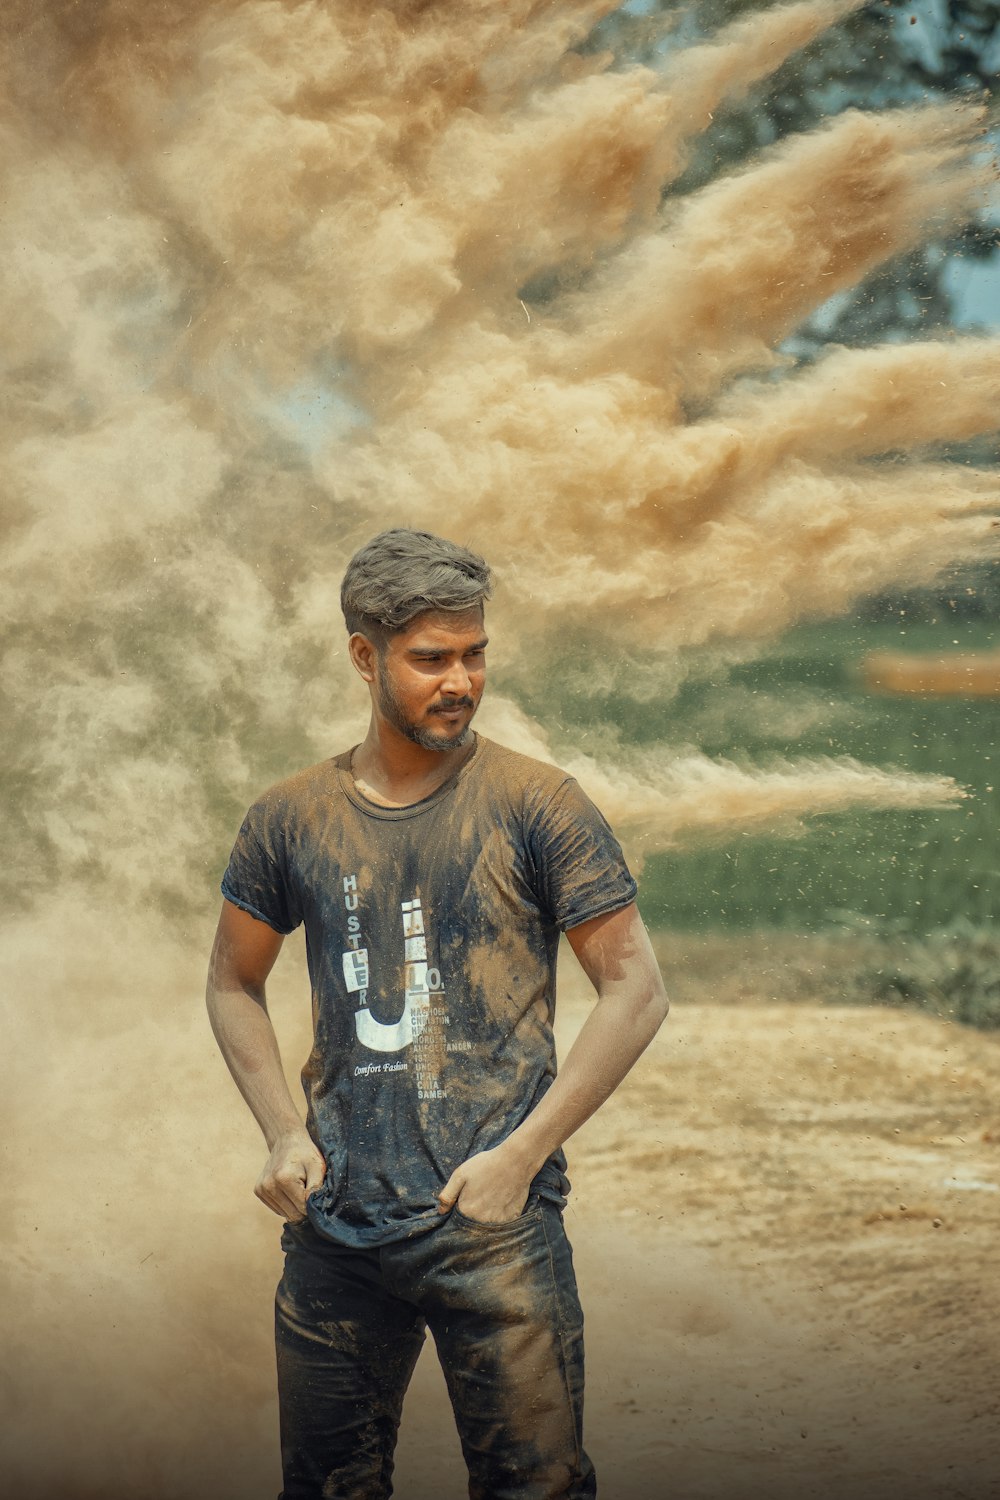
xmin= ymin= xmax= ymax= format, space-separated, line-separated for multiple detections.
xmin=393 ymin=974 xmax=1000 ymax=1500
xmin=5 ymin=929 xmax=999 ymax=1499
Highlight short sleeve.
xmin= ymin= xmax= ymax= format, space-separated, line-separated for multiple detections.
xmin=526 ymin=777 xmax=637 ymax=931
xmin=220 ymin=798 xmax=302 ymax=936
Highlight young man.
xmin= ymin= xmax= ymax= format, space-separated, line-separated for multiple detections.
xmin=207 ymin=528 xmax=668 ymax=1500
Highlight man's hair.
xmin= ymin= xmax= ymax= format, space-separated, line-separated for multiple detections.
xmin=341 ymin=528 xmax=493 ymax=645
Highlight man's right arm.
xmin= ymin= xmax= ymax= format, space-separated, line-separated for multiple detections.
xmin=206 ymin=899 xmax=326 ymax=1221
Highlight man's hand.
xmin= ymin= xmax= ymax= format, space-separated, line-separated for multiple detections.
xmin=255 ymin=1130 xmax=328 ymax=1222
xmin=208 ymin=902 xmax=329 ymax=1225
xmin=438 ymin=1141 xmax=535 ymax=1224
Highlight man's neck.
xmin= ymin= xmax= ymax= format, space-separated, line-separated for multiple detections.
xmin=350 ymin=724 xmax=476 ymax=808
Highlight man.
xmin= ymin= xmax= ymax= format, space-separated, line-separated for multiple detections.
xmin=207 ymin=527 xmax=668 ymax=1500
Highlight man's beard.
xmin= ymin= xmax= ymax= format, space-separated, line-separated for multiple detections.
xmin=375 ymin=665 xmax=477 ymax=752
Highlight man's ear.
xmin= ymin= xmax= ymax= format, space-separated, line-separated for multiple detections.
xmin=348 ymin=631 xmax=379 ymax=683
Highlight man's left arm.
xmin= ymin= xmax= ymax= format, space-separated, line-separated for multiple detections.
xmin=438 ymin=902 xmax=668 ymax=1222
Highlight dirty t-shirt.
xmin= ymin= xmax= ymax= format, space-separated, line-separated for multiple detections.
xmin=220 ymin=734 xmax=637 ymax=1249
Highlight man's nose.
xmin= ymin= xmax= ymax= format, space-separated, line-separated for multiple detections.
xmin=440 ymin=659 xmax=472 ymax=696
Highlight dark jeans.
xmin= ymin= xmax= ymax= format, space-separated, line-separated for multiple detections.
xmin=275 ymin=1197 xmax=596 ymax=1500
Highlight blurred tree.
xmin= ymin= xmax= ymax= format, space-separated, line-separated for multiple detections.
xmin=584 ymin=1 xmax=1000 ymax=619
xmin=586 ymin=0 xmax=999 ymax=350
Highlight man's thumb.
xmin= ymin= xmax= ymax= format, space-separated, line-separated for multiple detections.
xmin=437 ymin=1169 xmax=464 ymax=1213
xmin=304 ymin=1153 xmax=327 ymax=1196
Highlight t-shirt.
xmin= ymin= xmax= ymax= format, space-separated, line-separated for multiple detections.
xmin=220 ymin=734 xmax=637 ymax=1248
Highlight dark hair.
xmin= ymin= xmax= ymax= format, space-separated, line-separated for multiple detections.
xmin=341 ymin=528 xmax=493 ymax=645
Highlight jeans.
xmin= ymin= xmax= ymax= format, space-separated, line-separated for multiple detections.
xmin=275 ymin=1197 xmax=596 ymax=1499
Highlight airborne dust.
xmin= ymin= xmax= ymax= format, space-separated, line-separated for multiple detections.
xmin=2 ymin=1 xmax=998 ymax=1496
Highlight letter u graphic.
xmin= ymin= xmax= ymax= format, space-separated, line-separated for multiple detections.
xmin=354 ymin=899 xmax=430 ymax=1052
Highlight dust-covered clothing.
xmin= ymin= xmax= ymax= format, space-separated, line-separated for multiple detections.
xmin=276 ymin=1199 xmax=595 ymax=1500
xmin=221 ymin=734 xmax=637 ymax=1250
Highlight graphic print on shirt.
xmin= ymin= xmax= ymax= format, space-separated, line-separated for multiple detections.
xmin=344 ymin=880 xmax=449 ymax=1097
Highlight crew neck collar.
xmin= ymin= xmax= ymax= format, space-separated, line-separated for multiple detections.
xmin=336 ymin=734 xmax=483 ymax=820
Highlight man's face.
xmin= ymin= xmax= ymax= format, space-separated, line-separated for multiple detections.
xmin=373 ymin=608 xmax=487 ymax=752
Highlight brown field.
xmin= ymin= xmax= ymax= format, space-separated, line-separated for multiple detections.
xmin=396 ymin=974 xmax=1000 ymax=1500
xmin=4 ymin=931 xmax=999 ymax=1499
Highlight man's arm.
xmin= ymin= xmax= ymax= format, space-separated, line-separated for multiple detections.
xmin=437 ymin=901 xmax=668 ymax=1222
xmin=206 ymin=899 xmax=326 ymax=1221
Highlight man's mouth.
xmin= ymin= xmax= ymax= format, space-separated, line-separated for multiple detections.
xmin=431 ymin=700 xmax=473 ymax=718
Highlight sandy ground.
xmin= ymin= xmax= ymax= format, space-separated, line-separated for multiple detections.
xmin=392 ymin=976 xmax=1000 ymax=1500
xmin=5 ymin=932 xmax=1000 ymax=1500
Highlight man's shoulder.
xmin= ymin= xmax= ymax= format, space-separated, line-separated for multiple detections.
xmin=474 ymin=736 xmax=573 ymax=802
xmin=244 ymin=754 xmax=347 ymax=820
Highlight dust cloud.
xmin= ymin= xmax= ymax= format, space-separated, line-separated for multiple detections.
xmin=1 ymin=1 xmax=997 ymax=1496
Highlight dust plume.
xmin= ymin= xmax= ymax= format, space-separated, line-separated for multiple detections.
xmin=476 ymin=694 xmax=962 ymax=865
xmin=1 ymin=2 xmax=998 ymax=1495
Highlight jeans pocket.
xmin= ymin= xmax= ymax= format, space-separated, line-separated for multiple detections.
xmin=450 ymin=1195 xmax=542 ymax=1232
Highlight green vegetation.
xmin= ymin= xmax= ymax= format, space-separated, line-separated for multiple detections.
xmin=640 ymin=616 xmax=1000 ymax=933
xmin=634 ymin=612 xmax=1000 ymax=1032
xmin=649 ymin=922 xmax=1000 ymax=1030
xmin=513 ymin=609 xmax=1000 ymax=1027
xmin=512 ymin=613 xmax=999 ymax=935
xmin=840 ymin=918 xmax=1000 ymax=1030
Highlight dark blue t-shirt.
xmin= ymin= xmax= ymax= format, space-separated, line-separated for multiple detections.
xmin=221 ymin=734 xmax=637 ymax=1248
